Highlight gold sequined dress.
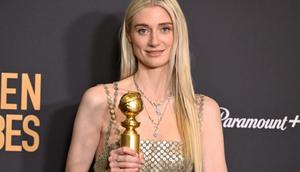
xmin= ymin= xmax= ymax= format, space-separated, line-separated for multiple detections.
xmin=93 ymin=83 xmax=204 ymax=172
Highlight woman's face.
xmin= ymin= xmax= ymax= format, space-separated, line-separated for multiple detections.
xmin=128 ymin=5 xmax=174 ymax=69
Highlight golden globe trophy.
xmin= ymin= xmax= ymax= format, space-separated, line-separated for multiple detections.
xmin=118 ymin=91 xmax=143 ymax=153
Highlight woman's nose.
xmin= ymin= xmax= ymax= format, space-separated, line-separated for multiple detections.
xmin=148 ymin=31 xmax=160 ymax=47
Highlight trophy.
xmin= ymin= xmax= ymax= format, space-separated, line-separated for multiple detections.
xmin=118 ymin=91 xmax=143 ymax=153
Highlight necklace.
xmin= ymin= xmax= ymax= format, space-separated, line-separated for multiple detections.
xmin=144 ymin=97 xmax=170 ymax=137
xmin=133 ymin=75 xmax=171 ymax=137
xmin=133 ymin=75 xmax=170 ymax=116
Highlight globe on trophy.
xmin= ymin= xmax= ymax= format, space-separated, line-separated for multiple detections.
xmin=118 ymin=91 xmax=143 ymax=152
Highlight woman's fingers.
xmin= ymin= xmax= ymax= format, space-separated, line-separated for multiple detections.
xmin=110 ymin=148 xmax=140 ymax=163
xmin=111 ymin=168 xmax=139 ymax=172
xmin=109 ymin=154 xmax=140 ymax=164
xmin=115 ymin=147 xmax=138 ymax=156
xmin=110 ymin=160 xmax=140 ymax=168
xmin=109 ymin=147 xmax=144 ymax=171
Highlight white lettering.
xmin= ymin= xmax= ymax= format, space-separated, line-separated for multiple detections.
xmin=220 ymin=107 xmax=288 ymax=131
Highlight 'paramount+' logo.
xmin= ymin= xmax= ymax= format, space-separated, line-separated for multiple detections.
xmin=220 ymin=107 xmax=300 ymax=131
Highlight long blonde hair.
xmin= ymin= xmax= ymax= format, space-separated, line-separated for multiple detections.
xmin=120 ymin=0 xmax=202 ymax=171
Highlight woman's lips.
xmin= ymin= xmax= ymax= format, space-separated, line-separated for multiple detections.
xmin=145 ymin=50 xmax=164 ymax=57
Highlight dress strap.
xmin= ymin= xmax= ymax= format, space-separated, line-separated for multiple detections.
xmin=195 ymin=94 xmax=205 ymax=122
xmin=103 ymin=82 xmax=119 ymax=146
xmin=199 ymin=94 xmax=204 ymax=115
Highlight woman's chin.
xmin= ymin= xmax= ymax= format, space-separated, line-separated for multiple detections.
xmin=140 ymin=60 xmax=170 ymax=69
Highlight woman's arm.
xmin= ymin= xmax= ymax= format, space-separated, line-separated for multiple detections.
xmin=201 ymin=96 xmax=228 ymax=172
xmin=65 ymin=86 xmax=106 ymax=172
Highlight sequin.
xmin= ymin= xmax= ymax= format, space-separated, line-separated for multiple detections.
xmin=139 ymin=140 xmax=193 ymax=171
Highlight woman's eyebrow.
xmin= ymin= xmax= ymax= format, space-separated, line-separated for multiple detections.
xmin=134 ymin=24 xmax=149 ymax=28
xmin=159 ymin=22 xmax=173 ymax=26
xmin=134 ymin=22 xmax=173 ymax=28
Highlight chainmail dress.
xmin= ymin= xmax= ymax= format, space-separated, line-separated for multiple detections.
xmin=93 ymin=83 xmax=204 ymax=172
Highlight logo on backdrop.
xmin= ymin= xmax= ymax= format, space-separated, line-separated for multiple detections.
xmin=0 ymin=72 xmax=41 ymax=152
xmin=220 ymin=107 xmax=300 ymax=131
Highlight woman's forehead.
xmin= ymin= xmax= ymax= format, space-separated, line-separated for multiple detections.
xmin=131 ymin=6 xmax=172 ymax=26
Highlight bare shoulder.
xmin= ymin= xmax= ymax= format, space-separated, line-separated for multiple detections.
xmin=80 ymin=84 xmax=107 ymax=110
xmin=78 ymin=77 xmax=135 ymax=119
xmin=80 ymin=77 xmax=133 ymax=110
xmin=199 ymin=94 xmax=221 ymax=123
xmin=202 ymin=95 xmax=220 ymax=114
xmin=74 ymin=84 xmax=110 ymax=127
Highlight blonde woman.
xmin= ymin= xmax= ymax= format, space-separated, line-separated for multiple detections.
xmin=65 ymin=0 xmax=227 ymax=171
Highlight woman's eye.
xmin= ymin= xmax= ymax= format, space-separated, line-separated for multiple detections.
xmin=161 ymin=27 xmax=171 ymax=33
xmin=137 ymin=28 xmax=148 ymax=35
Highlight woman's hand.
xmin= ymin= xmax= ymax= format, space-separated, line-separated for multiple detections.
xmin=108 ymin=147 xmax=145 ymax=172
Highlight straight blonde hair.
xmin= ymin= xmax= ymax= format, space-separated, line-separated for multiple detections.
xmin=120 ymin=0 xmax=202 ymax=171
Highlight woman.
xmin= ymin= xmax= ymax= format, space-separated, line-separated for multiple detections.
xmin=65 ymin=0 xmax=227 ymax=171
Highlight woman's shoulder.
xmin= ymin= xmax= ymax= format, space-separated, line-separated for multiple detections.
xmin=195 ymin=93 xmax=219 ymax=107
xmin=80 ymin=84 xmax=107 ymax=110
xmin=196 ymin=94 xmax=221 ymax=125
xmin=195 ymin=93 xmax=221 ymax=119
xmin=80 ymin=77 xmax=133 ymax=111
xmin=79 ymin=83 xmax=117 ymax=116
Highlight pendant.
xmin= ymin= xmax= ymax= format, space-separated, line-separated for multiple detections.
xmin=154 ymin=103 xmax=162 ymax=116
xmin=153 ymin=128 xmax=159 ymax=137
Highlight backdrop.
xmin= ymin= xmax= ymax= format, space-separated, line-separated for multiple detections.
xmin=0 ymin=0 xmax=299 ymax=172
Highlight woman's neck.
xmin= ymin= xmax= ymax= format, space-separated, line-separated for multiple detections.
xmin=133 ymin=65 xmax=171 ymax=102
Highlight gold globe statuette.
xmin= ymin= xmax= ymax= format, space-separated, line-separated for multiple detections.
xmin=118 ymin=91 xmax=143 ymax=153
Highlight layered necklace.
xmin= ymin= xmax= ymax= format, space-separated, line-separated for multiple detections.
xmin=133 ymin=75 xmax=171 ymax=138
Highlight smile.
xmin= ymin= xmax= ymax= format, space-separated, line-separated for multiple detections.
xmin=145 ymin=50 xmax=164 ymax=57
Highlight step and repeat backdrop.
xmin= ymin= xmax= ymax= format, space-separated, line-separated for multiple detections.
xmin=0 ymin=0 xmax=299 ymax=172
